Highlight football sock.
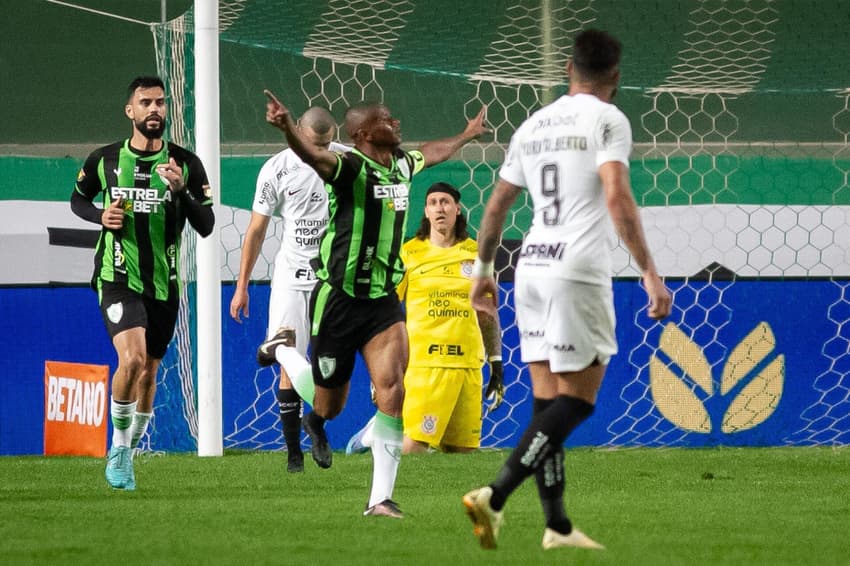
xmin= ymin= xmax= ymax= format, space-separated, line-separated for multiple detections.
xmin=305 ymin=410 xmax=326 ymax=435
xmin=532 ymin=398 xmax=571 ymax=534
xmin=276 ymin=388 xmax=303 ymax=455
xmin=489 ymin=395 xmax=594 ymax=511
xmin=359 ymin=415 xmax=376 ymax=448
xmin=129 ymin=411 xmax=152 ymax=451
xmin=367 ymin=411 xmax=403 ymax=508
xmin=538 ymin=464 xmax=571 ymax=534
xmin=110 ymin=398 xmax=136 ymax=448
xmin=274 ymin=347 xmax=314 ymax=405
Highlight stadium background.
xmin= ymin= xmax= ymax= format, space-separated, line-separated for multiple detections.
xmin=2 ymin=0 xmax=849 ymax=455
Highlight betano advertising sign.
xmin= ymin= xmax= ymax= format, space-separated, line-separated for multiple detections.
xmin=44 ymin=361 xmax=109 ymax=457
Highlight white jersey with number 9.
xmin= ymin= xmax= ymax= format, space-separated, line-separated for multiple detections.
xmin=499 ymin=93 xmax=632 ymax=286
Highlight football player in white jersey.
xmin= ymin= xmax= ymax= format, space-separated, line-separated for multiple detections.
xmin=230 ymin=107 xmax=349 ymax=473
xmin=463 ymin=29 xmax=671 ymax=551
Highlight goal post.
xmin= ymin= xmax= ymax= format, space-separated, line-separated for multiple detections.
xmin=194 ymin=0 xmax=223 ymax=457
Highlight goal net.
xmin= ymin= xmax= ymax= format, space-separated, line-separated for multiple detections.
xmin=149 ymin=0 xmax=850 ymax=451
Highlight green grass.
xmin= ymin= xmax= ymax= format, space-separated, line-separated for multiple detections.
xmin=1 ymin=447 xmax=848 ymax=565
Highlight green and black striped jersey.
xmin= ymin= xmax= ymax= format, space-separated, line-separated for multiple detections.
xmin=315 ymin=148 xmax=426 ymax=299
xmin=74 ymin=139 xmax=212 ymax=301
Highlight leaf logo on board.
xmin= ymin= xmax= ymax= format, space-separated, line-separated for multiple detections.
xmin=650 ymin=322 xmax=784 ymax=434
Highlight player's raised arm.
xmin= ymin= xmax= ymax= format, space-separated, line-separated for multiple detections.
xmin=264 ymin=90 xmax=338 ymax=181
xmin=418 ymin=106 xmax=490 ymax=168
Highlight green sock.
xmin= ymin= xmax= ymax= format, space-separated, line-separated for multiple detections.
xmin=110 ymin=398 xmax=136 ymax=448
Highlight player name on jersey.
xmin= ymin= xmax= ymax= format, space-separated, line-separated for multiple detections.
xmin=520 ymin=136 xmax=588 ymax=155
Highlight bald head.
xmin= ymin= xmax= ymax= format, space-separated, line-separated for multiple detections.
xmin=298 ymin=106 xmax=336 ymax=136
xmin=295 ymin=106 xmax=337 ymax=149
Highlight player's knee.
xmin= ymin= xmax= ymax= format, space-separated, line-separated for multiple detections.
xmin=117 ymin=350 xmax=146 ymax=378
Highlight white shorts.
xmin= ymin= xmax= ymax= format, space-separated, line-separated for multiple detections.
xmin=267 ymin=281 xmax=312 ymax=357
xmin=514 ymin=275 xmax=617 ymax=372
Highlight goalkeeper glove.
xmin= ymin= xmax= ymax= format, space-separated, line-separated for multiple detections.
xmin=484 ymin=356 xmax=504 ymax=416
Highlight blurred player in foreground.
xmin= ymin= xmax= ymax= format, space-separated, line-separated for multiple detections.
xmin=462 ymin=29 xmax=671 ymax=550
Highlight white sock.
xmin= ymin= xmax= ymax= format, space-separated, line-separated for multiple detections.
xmin=360 ymin=416 xmax=376 ymax=448
xmin=110 ymin=398 xmax=137 ymax=448
xmin=130 ymin=411 xmax=153 ymax=451
xmin=275 ymin=346 xmax=314 ymax=405
xmin=368 ymin=411 xmax=403 ymax=508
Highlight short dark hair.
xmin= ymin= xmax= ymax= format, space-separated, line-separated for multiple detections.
xmin=127 ymin=76 xmax=165 ymax=100
xmin=572 ymin=29 xmax=622 ymax=80
xmin=344 ymin=101 xmax=383 ymax=140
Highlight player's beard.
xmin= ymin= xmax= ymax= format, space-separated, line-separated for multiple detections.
xmin=136 ymin=116 xmax=166 ymax=140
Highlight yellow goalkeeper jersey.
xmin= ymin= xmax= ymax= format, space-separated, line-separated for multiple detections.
xmin=398 ymin=237 xmax=484 ymax=369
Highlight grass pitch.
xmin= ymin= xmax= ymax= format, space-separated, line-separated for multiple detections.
xmin=1 ymin=447 xmax=847 ymax=565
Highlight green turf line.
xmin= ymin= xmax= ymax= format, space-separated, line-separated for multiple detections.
xmin=0 ymin=447 xmax=846 ymax=565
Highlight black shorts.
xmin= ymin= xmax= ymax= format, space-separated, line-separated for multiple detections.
xmin=97 ymin=281 xmax=179 ymax=359
xmin=308 ymin=281 xmax=405 ymax=389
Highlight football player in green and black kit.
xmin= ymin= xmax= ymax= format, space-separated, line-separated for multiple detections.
xmin=257 ymin=89 xmax=488 ymax=518
xmin=70 ymin=76 xmax=214 ymax=490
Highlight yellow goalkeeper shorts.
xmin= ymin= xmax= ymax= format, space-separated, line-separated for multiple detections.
xmin=402 ymin=366 xmax=482 ymax=450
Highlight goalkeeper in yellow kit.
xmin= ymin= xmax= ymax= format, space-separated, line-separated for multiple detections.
xmin=347 ymin=181 xmax=504 ymax=454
